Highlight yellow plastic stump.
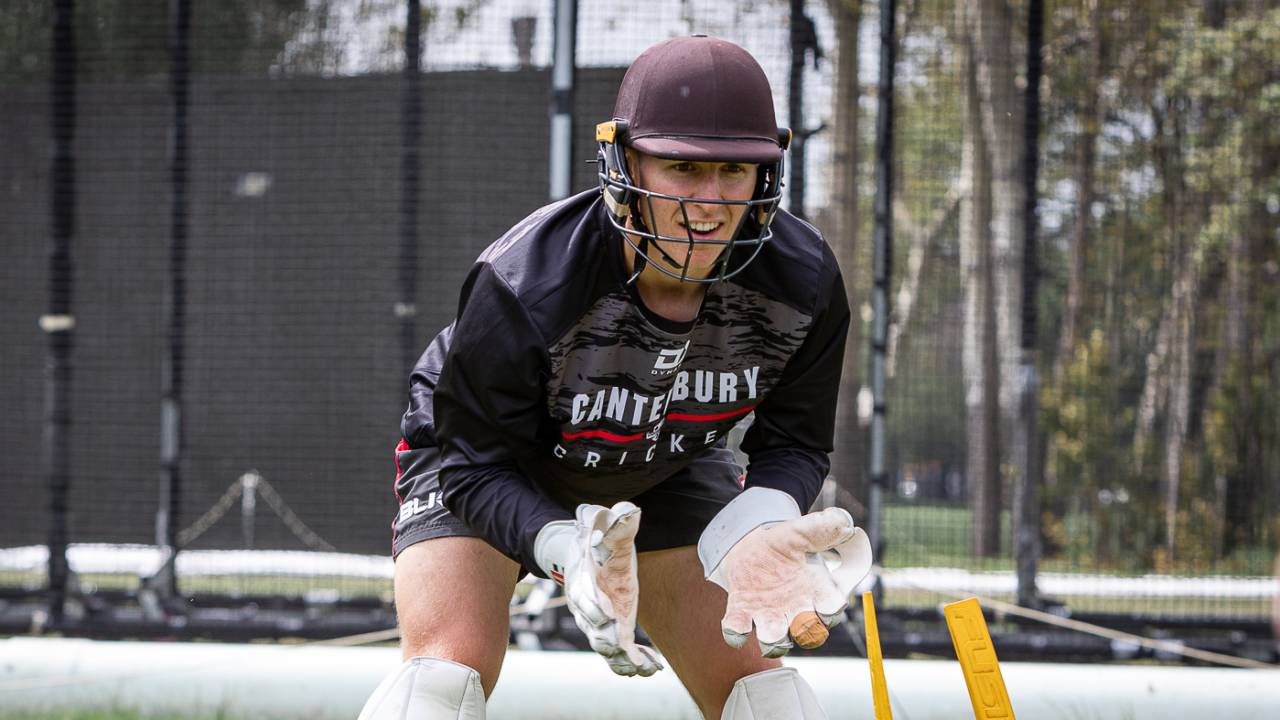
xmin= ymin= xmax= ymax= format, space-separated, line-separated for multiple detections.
xmin=943 ymin=597 xmax=1016 ymax=719
xmin=861 ymin=592 xmax=893 ymax=720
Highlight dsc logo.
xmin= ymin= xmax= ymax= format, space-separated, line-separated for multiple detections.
xmin=652 ymin=340 xmax=691 ymax=375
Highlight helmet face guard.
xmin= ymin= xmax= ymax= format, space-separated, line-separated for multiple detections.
xmin=597 ymin=120 xmax=790 ymax=284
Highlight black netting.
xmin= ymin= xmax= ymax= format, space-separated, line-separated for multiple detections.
xmin=2 ymin=0 xmax=1277 ymax=649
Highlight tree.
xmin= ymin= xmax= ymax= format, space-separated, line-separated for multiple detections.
xmin=1040 ymin=0 xmax=1280 ymax=566
xmin=956 ymin=0 xmax=1027 ymax=556
xmin=823 ymin=0 xmax=872 ymax=512
xmin=1051 ymin=0 xmax=1103 ymax=387
xmin=958 ymin=0 xmax=1003 ymax=556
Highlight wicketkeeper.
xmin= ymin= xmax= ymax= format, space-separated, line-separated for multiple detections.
xmin=360 ymin=35 xmax=872 ymax=720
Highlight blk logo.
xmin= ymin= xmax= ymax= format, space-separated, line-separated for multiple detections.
xmin=398 ymin=491 xmax=441 ymax=523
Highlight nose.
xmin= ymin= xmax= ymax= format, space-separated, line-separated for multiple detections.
xmin=690 ymin=167 xmax=727 ymax=207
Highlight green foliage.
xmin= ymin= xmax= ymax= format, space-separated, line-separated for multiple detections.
xmin=1204 ymin=358 xmax=1280 ymax=552
xmin=1040 ymin=330 xmax=1161 ymax=570
xmin=888 ymin=0 xmax=1280 ymax=572
xmin=1032 ymin=0 xmax=1280 ymax=567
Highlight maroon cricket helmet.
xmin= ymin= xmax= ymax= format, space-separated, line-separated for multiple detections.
xmin=612 ymin=35 xmax=786 ymax=163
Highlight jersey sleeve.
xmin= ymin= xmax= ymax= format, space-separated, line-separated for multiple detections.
xmin=430 ymin=263 xmax=572 ymax=573
xmin=739 ymin=257 xmax=851 ymax=512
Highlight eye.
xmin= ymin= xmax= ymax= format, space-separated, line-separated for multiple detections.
xmin=669 ymin=162 xmax=696 ymax=173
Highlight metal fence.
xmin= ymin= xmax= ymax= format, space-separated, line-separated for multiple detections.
xmin=2 ymin=0 xmax=1277 ymax=663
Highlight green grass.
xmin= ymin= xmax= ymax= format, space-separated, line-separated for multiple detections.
xmin=881 ymin=586 xmax=1274 ymax=617
xmin=875 ymin=502 xmax=1277 ymax=616
xmin=881 ymin=503 xmax=1016 ymax=570
xmin=880 ymin=502 xmax=1277 ymax=575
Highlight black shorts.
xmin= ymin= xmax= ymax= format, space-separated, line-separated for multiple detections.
xmin=390 ymin=442 xmax=744 ymax=573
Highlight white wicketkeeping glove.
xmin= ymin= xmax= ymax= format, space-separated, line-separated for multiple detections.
xmin=698 ymin=487 xmax=873 ymax=658
xmin=534 ymin=501 xmax=662 ymax=676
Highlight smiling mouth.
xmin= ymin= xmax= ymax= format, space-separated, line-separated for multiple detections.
xmin=680 ymin=219 xmax=724 ymax=238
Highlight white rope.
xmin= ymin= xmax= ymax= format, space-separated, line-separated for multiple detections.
xmin=253 ymin=475 xmax=336 ymax=552
xmin=879 ymin=566 xmax=1278 ymax=670
xmin=310 ymin=627 xmax=401 ymax=646
xmin=175 ymin=481 xmax=243 ymax=547
xmin=175 ymin=472 xmax=336 ymax=552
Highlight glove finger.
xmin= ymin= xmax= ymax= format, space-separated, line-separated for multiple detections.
xmin=604 ymin=649 xmax=639 ymax=676
xmin=575 ymin=503 xmax=611 ymax=526
xmin=584 ymin=621 xmax=622 ymax=657
xmin=759 ymin=605 xmax=798 ymax=657
xmin=753 ymin=609 xmax=790 ymax=653
xmin=607 ymin=500 xmax=640 ymax=520
xmin=819 ymin=608 xmax=848 ymax=628
xmin=722 ymin=625 xmax=750 ymax=649
xmin=567 ymin=582 xmax=613 ymax=629
xmin=600 ymin=505 xmax=641 ymax=550
xmin=624 ymin=643 xmax=663 ymax=677
xmin=782 ymin=508 xmax=857 ymax=554
xmin=721 ymin=602 xmax=753 ymax=648
xmin=759 ymin=635 xmax=794 ymax=659
xmin=808 ymin=560 xmax=851 ymax=618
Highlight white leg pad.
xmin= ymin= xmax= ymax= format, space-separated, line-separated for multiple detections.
xmin=721 ymin=667 xmax=828 ymax=720
xmin=357 ymin=657 xmax=486 ymax=720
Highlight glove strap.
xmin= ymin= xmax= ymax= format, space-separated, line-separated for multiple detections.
xmin=697 ymin=487 xmax=800 ymax=584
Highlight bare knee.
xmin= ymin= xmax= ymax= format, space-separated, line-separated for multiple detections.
xmin=398 ymin=635 xmax=506 ymax=697
xmin=636 ymin=547 xmax=782 ymax=717
xmin=394 ymin=537 xmax=519 ymax=697
xmin=689 ymin=656 xmax=782 ymax=718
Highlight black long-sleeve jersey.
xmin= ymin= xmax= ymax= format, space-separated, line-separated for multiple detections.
xmin=401 ymin=190 xmax=850 ymax=573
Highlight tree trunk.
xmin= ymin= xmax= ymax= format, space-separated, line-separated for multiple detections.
xmin=1147 ymin=98 xmax=1201 ymax=561
xmin=1134 ymin=106 xmax=1179 ymax=477
xmin=826 ymin=0 xmax=866 ymax=510
xmin=887 ymin=191 xmax=961 ymax=378
xmin=1219 ymin=108 xmax=1278 ymax=550
xmin=1133 ymin=293 xmax=1172 ymax=473
xmin=1105 ymin=195 xmax=1126 ymax=373
xmin=1211 ymin=192 xmax=1250 ymax=556
xmin=967 ymin=0 xmax=1025 ymax=424
xmin=1162 ymin=226 xmax=1197 ymax=561
xmin=1053 ymin=0 xmax=1102 ymax=386
xmin=960 ymin=11 xmax=1002 ymax=557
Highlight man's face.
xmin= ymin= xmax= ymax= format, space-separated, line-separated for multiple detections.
xmin=627 ymin=150 xmax=759 ymax=279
